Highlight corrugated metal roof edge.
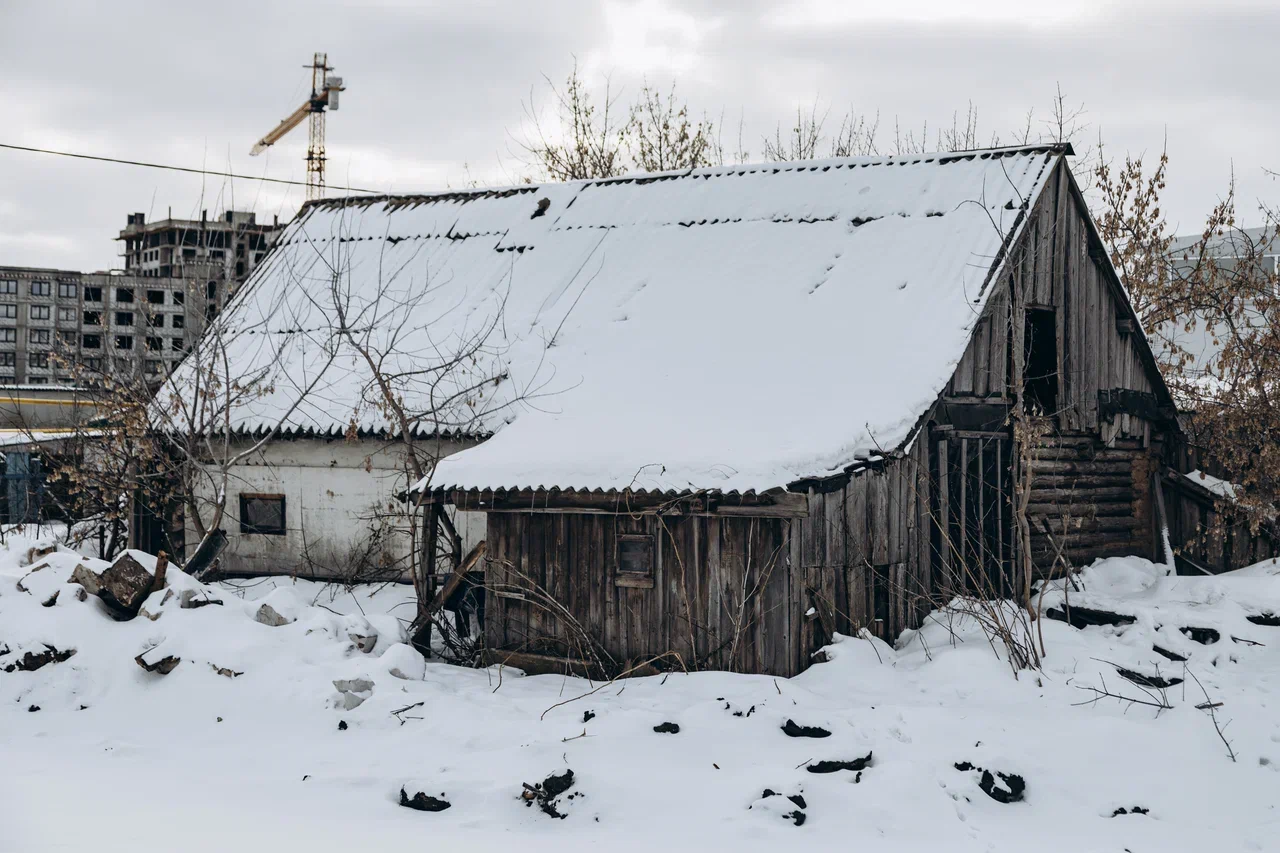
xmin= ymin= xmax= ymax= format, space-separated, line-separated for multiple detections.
xmin=299 ymin=143 xmax=1076 ymax=215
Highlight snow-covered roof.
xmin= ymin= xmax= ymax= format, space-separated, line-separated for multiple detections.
xmin=168 ymin=145 xmax=1064 ymax=494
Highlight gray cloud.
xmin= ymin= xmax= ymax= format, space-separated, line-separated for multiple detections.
xmin=1 ymin=0 xmax=1274 ymax=272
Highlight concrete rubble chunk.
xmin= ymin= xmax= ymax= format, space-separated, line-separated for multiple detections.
xmin=135 ymin=645 xmax=181 ymax=675
xmin=254 ymin=603 xmax=295 ymax=627
xmin=71 ymin=552 xmax=156 ymax=615
xmin=333 ymin=677 xmax=374 ymax=710
xmin=382 ymin=643 xmax=426 ymax=680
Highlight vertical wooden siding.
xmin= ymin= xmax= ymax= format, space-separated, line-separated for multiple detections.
xmin=485 ymin=512 xmax=806 ymax=676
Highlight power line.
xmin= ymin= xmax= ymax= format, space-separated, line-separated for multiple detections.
xmin=0 ymin=142 xmax=382 ymax=194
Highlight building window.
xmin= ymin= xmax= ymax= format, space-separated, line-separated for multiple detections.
xmin=28 ymin=353 xmax=49 ymax=369
xmin=146 ymin=336 xmax=162 ymax=352
xmin=82 ymin=334 xmax=101 ymax=350
xmin=25 ymin=377 xmax=47 ymax=385
xmin=239 ymin=493 xmax=286 ymax=536
xmin=31 ymin=281 xmax=50 ymax=297
xmin=144 ymin=359 xmax=162 ymax=376
xmin=115 ymin=335 xmax=133 ymax=350
xmin=84 ymin=357 xmax=102 ymax=371
xmin=115 ymin=311 xmax=134 ymax=326
xmin=29 ymin=329 xmax=50 ymax=345
xmin=147 ymin=313 xmax=165 ymax=328
xmin=83 ymin=311 xmax=101 ymax=326
xmin=30 ymin=305 xmax=50 ymax=320
xmin=0 ymin=353 xmax=14 ymax=367
xmin=0 ymin=329 xmax=15 ymax=343
xmin=206 ymin=281 xmax=218 ymax=300
xmin=0 ymin=280 xmax=16 ymax=295
xmin=170 ymin=336 xmax=185 ymax=351
xmin=0 ymin=305 xmax=15 ymax=319
xmin=84 ymin=286 xmax=102 ymax=302
xmin=57 ymin=282 xmax=77 ymax=299
xmin=171 ymin=314 xmax=184 ymax=329
xmin=116 ymin=287 xmax=135 ymax=303
xmin=57 ymin=307 xmax=75 ymax=323
xmin=0 ymin=375 xmax=13 ymax=384
xmin=147 ymin=290 xmax=165 ymax=304
xmin=57 ymin=330 xmax=76 ymax=346
xmin=615 ymin=534 xmax=655 ymax=588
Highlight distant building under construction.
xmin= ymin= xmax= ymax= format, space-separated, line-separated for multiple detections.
xmin=0 ymin=210 xmax=283 ymax=386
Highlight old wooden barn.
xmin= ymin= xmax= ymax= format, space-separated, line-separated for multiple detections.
xmin=180 ymin=142 xmax=1246 ymax=677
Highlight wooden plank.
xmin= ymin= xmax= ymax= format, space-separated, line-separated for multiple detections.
xmin=870 ymin=473 xmax=889 ymax=566
xmin=707 ymin=517 xmax=723 ymax=670
xmin=845 ymin=478 xmax=868 ymax=630
xmin=973 ymin=317 xmax=990 ymax=396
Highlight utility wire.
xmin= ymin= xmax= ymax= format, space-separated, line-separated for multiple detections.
xmin=0 ymin=142 xmax=382 ymax=194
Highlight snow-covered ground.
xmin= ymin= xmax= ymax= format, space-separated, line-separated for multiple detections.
xmin=3 ymin=529 xmax=1280 ymax=852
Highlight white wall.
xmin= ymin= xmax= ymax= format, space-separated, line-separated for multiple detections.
xmin=187 ymin=437 xmax=485 ymax=579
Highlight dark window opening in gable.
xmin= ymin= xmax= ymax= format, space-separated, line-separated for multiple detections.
xmin=239 ymin=493 xmax=286 ymax=536
xmin=1023 ymin=307 xmax=1059 ymax=417
xmin=616 ymin=533 xmax=655 ymax=588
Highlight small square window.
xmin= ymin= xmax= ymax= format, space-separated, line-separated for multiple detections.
xmin=144 ymin=359 xmax=162 ymax=375
xmin=116 ymin=287 xmax=135 ymax=303
xmin=239 ymin=493 xmax=286 ymax=535
xmin=115 ymin=311 xmax=134 ymax=326
xmin=57 ymin=282 xmax=77 ymax=299
xmin=0 ymin=329 xmax=15 ymax=343
xmin=82 ymin=334 xmax=101 ymax=350
xmin=115 ymin=335 xmax=133 ymax=350
xmin=171 ymin=314 xmax=185 ymax=329
xmin=172 ymin=290 xmax=185 ymax=306
xmin=30 ymin=305 xmax=50 ymax=321
xmin=84 ymin=311 xmax=101 ymax=326
xmin=58 ymin=330 xmax=76 ymax=346
xmin=0 ymin=280 xmax=16 ymax=295
xmin=147 ymin=290 xmax=165 ymax=304
xmin=147 ymin=313 xmax=165 ymax=328
xmin=146 ymin=336 xmax=162 ymax=352
xmin=0 ymin=305 xmax=15 ymax=320
xmin=57 ymin=307 xmax=75 ymax=323
xmin=28 ymin=353 xmax=49 ymax=369
xmin=84 ymin=357 xmax=102 ymax=371
xmin=29 ymin=329 xmax=50 ymax=345
xmin=0 ymin=353 xmax=14 ymax=367
xmin=170 ymin=336 xmax=185 ymax=351
xmin=31 ymin=281 xmax=50 ymax=297
xmin=616 ymin=534 xmax=655 ymax=588
xmin=84 ymin=286 xmax=102 ymax=302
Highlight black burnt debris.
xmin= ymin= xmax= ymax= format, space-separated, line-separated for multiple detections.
xmin=399 ymin=787 xmax=451 ymax=813
xmin=782 ymin=720 xmax=831 ymax=738
xmin=522 ymin=769 xmax=576 ymax=819
xmin=954 ymin=762 xmax=1025 ymax=804
xmin=806 ymin=752 xmax=873 ymax=774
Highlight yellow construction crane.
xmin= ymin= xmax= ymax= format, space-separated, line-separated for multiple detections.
xmin=251 ymin=53 xmax=345 ymax=200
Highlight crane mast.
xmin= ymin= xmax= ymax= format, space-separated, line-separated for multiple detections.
xmin=250 ymin=52 xmax=345 ymax=200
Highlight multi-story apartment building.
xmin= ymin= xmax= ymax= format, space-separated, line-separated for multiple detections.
xmin=118 ymin=209 xmax=280 ymax=283
xmin=0 ymin=210 xmax=283 ymax=386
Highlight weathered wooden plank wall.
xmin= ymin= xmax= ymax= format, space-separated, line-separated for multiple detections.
xmin=485 ymin=512 xmax=804 ymax=676
xmin=945 ymin=161 xmax=1158 ymax=442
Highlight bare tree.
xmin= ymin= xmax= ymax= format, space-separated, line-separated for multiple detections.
xmin=516 ymin=60 xmax=629 ymax=182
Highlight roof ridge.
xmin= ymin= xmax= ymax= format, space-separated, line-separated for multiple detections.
xmin=300 ymin=143 xmax=1074 ymax=215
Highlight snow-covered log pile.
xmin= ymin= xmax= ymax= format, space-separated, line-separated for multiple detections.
xmin=3 ymin=531 xmax=1280 ymax=851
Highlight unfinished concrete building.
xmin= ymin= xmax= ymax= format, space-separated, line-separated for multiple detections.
xmin=0 ymin=210 xmax=283 ymax=387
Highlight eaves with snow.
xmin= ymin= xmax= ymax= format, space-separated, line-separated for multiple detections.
xmin=163 ymin=144 xmax=1065 ymax=495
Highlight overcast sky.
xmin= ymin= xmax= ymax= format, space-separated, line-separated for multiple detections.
xmin=1 ymin=0 xmax=1275 ymax=272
